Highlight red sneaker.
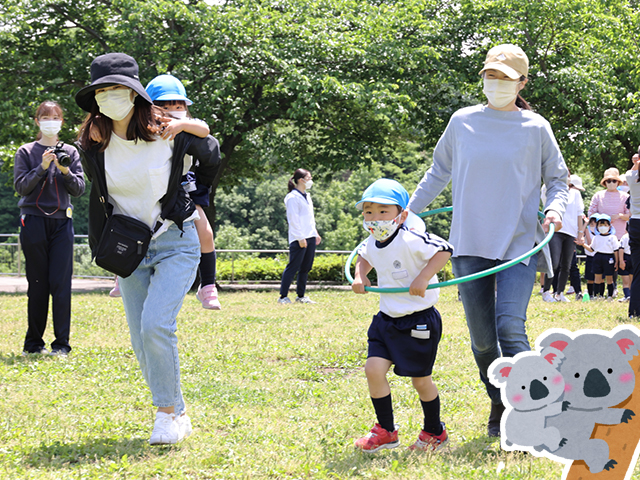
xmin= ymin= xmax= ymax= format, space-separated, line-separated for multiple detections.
xmin=354 ymin=423 xmax=399 ymax=452
xmin=409 ymin=422 xmax=448 ymax=452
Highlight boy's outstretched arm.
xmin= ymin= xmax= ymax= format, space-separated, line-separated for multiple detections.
xmin=409 ymin=251 xmax=451 ymax=297
xmin=352 ymin=256 xmax=373 ymax=294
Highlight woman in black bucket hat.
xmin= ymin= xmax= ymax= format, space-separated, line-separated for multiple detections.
xmin=75 ymin=53 xmax=221 ymax=445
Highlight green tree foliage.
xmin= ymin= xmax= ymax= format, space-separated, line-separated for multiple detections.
xmin=1 ymin=0 xmax=639 ymax=238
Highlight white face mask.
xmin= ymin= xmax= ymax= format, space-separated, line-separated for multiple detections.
xmin=95 ymin=89 xmax=135 ymax=121
xmin=483 ymin=78 xmax=519 ymax=108
xmin=363 ymin=213 xmax=402 ymax=242
xmin=304 ymin=180 xmax=313 ymax=190
xmin=598 ymin=225 xmax=610 ymax=234
xmin=39 ymin=120 xmax=62 ymax=138
xmin=166 ymin=110 xmax=187 ymax=119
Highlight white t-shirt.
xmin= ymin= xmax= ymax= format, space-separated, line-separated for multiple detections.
xmin=105 ymin=133 xmax=172 ymax=229
xmin=590 ymin=234 xmax=620 ymax=255
xmin=358 ymin=225 xmax=453 ymax=318
xmin=620 ymin=233 xmax=630 ymax=255
xmin=559 ymin=188 xmax=584 ymax=238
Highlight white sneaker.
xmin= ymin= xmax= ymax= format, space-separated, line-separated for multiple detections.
xmin=176 ymin=413 xmax=193 ymax=440
xmin=566 ymin=286 xmax=575 ymax=295
xmin=542 ymin=291 xmax=557 ymax=302
xmin=149 ymin=412 xmax=179 ymax=445
xmin=554 ymin=293 xmax=570 ymax=303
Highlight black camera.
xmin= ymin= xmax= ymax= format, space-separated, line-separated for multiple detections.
xmin=51 ymin=141 xmax=72 ymax=167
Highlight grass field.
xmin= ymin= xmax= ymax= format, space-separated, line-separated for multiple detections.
xmin=1 ymin=285 xmax=639 ymax=479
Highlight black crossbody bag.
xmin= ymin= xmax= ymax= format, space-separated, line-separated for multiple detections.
xmin=91 ymin=168 xmax=154 ymax=278
xmin=95 ymin=214 xmax=152 ymax=278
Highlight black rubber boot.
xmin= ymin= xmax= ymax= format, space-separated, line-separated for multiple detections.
xmin=488 ymin=402 xmax=505 ymax=437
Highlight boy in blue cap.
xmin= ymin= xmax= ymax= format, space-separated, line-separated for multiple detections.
xmin=352 ymin=178 xmax=453 ymax=452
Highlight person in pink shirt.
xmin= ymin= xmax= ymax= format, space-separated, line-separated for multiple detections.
xmin=588 ymin=167 xmax=629 ymax=240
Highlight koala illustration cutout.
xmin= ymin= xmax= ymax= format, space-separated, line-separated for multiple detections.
xmin=489 ymin=347 xmax=567 ymax=453
xmin=537 ymin=326 xmax=640 ymax=478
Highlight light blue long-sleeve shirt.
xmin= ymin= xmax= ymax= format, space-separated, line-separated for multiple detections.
xmin=408 ymin=104 xmax=569 ymax=267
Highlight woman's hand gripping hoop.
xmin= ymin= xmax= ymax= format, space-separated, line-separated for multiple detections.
xmin=344 ymin=207 xmax=555 ymax=293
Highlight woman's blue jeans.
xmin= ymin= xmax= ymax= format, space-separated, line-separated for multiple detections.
xmin=452 ymin=254 xmax=538 ymax=404
xmin=119 ymin=221 xmax=200 ymax=415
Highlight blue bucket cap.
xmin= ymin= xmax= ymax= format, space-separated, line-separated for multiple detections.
xmin=355 ymin=179 xmax=409 ymax=210
xmin=145 ymin=74 xmax=192 ymax=105
xmin=597 ymin=214 xmax=611 ymax=223
xmin=589 ymin=213 xmax=601 ymax=221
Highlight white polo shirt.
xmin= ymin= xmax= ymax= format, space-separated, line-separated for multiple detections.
xmin=358 ymin=225 xmax=453 ymax=318
xmin=591 ymin=234 xmax=620 ymax=254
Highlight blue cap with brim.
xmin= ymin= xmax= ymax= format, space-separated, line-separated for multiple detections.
xmin=355 ymin=179 xmax=410 ymax=210
xmin=145 ymin=74 xmax=192 ymax=106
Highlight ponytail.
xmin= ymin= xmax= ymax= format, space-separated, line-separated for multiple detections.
xmin=288 ymin=168 xmax=311 ymax=192
xmin=516 ymin=94 xmax=531 ymax=110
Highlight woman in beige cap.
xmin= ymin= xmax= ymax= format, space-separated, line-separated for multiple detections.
xmin=408 ymin=44 xmax=569 ymax=438
xmin=588 ymin=167 xmax=630 ymax=241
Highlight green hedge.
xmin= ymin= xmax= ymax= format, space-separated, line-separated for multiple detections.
xmin=216 ymin=253 xmax=350 ymax=282
xmin=216 ymin=253 xmax=455 ymax=284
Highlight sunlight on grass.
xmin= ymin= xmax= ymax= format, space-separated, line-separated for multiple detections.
xmin=1 ymin=287 xmax=639 ymax=478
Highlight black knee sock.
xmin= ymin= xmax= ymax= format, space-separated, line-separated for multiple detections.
xmin=371 ymin=395 xmax=394 ymax=433
xmin=587 ymin=283 xmax=594 ymax=296
xmin=199 ymin=251 xmax=217 ymax=286
xmin=608 ymin=283 xmax=614 ymax=297
xmin=420 ymin=396 xmax=443 ymax=435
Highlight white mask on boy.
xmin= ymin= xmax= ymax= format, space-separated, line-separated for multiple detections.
xmin=363 ymin=213 xmax=402 ymax=242
xmin=598 ymin=225 xmax=610 ymax=234
xmin=167 ymin=110 xmax=187 ymax=119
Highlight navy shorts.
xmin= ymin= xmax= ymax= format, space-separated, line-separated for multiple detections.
xmin=584 ymin=255 xmax=595 ymax=281
xmin=367 ymin=306 xmax=442 ymax=378
xmin=619 ymin=253 xmax=633 ymax=276
xmin=182 ymin=172 xmax=210 ymax=207
xmin=593 ymin=252 xmax=616 ymax=276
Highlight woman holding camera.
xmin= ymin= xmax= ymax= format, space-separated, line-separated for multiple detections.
xmin=75 ymin=53 xmax=220 ymax=445
xmin=13 ymin=100 xmax=85 ymax=356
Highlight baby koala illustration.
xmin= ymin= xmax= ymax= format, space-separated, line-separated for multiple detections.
xmin=539 ymin=326 xmax=640 ymax=474
xmin=489 ymin=347 xmax=567 ymax=453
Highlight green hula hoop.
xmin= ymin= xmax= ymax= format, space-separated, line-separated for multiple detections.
xmin=344 ymin=207 xmax=555 ymax=292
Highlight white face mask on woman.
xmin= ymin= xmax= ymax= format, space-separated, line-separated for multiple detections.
xmin=39 ymin=120 xmax=62 ymax=138
xmin=304 ymin=180 xmax=313 ymax=190
xmin=483 ymin=78 xmax=519 ymax=108
xmin=95 ymin=89 xmax=135 ymax=121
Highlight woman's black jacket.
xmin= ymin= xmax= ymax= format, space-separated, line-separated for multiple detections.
xmin=76 ymin=132 xmax=220 ymax=255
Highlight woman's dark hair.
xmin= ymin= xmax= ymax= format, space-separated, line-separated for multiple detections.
xmin=515 ymin=75 xmax=531 ymax=110
xmin=35 ymin=101 xmax=64 ymax=141
xmin=77 ymin=93 xmax=164 ymax=151
xmin=288 ymin=168 xmax=311 ymax=192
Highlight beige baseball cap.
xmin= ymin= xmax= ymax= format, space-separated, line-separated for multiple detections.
xmin=479 ymin=44 xmax=529 ymax=79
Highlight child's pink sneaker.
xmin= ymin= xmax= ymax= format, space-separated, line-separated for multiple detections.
xmin=354 ymin=423 xmax=399 ymax=452
xmin=109 ymin=278 xmax=121 ymax=297
xmin=408 ymin=423 xmax=448 ymax=452
xmin=196 ymin=284 xmax=221 ymax=310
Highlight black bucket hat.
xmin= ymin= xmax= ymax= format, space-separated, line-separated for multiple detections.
xmin=75 ymin=53 xmax=153 ymax=112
